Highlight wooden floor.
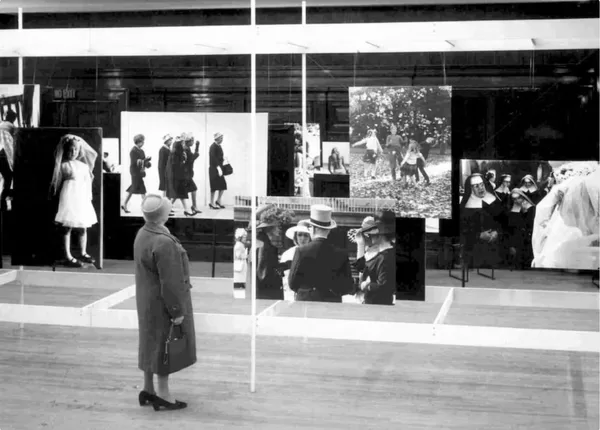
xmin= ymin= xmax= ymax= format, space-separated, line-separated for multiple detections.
xmin=0 ymin=322 xmax=597 ymax=430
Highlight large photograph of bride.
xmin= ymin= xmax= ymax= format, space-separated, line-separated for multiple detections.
xmin=120 ymin=112 xmax=268 ymax=220
xmin=459 ymin=159 xmax=599 ymax=272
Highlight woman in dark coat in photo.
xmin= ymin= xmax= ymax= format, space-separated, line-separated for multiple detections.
xmin=134 ymin=194 xmax=196 ymax=411
xmin=519 ymin=174 xmax=542 ymax=204
xmin=505 ymin=188 xmax=537 ymax=269
xmin=182 ymin=133 xmax=201 ymax=215
xmin=255 ymin=219 xmax=285 ymax=300
xmin=208 ymin=132 xmax=227 ymax=210
xmin=352 ymin=210 xmax=396 ymax=305
xmin=122 ymin=134 xmax=152 ymax=213
xmin=166 ymin=137 xmax=193 ymax=217
xmin=494 ymin=174 xmax=512 ymax=208
xmin=460 ymin=173 xmax=505 ymax=269
xmin=158 ymin=134 xmax=173 ymax=196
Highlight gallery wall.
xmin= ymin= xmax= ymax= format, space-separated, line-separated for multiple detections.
xmin=0 ymin=6 xmax=597 ymax=284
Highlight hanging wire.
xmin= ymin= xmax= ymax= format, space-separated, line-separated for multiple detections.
xmin=442 ymin=52 xmax=447 ymax=86
xmin=353 ymin=52 xmax=357 ymax=88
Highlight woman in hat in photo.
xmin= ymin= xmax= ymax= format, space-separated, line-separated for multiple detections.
xmin=122 ymin=134 xmax=152 ymax=214
xmin=157 ymin=134 xmax=173 ymax=197
xmin=182 ymin=133 xmax=201 ymax=215
xmin=352 ymin=210 xmax=396 ymax=305
xmin=279 ymin=220 xmax=312 ymax=295
xmin=233 ymin=228 xmax=248 ymax=290
xmin=208 ymin=132 xmax=227 ymax=210
xmin=49 ymin=134 xmax=99 ymax=268
xmin=134 ymin=194 xmax=196 ymax=412
xmin=166 ymin=136 xmax=193 ymax=217
xmin=253 ymin=206 xmax=293 ymax=300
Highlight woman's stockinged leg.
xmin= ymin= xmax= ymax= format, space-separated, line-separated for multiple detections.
xmin=143 ymin=371 xmax=155 ymax=395
xmin=157 ymin=374 xmax=174 ymax=403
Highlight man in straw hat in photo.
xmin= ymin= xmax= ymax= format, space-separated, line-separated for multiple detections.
xmin=133 ymin=194 xmax=196 ymax=411
xmin=288 ymin=204 xmax=354 ymax=302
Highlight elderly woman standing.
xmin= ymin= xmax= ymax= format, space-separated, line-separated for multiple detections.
xmin=134 ymin=194 xmax=196 ymax=411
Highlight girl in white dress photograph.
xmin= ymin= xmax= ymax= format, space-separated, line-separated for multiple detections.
xmin=49 ymin=134 xmax=98 ymax=268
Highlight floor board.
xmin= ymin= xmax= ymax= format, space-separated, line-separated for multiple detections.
xmin=446 ymin=305 xmax=600 ymax=332
xmin=0 ymin=282 xmax=127 ymax=307
xmin=0 ymin=323 xmax=597 ymax=430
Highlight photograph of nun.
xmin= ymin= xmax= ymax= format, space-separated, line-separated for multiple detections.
xmin=459 ymin=159 xmax=599 ymax=271
xmin=120 ymin=112 xmax=268 ymax=220
xmin=11 ymin=128 xmax=103 ymax=269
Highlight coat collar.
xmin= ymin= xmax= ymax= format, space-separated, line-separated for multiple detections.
xmin=143 ymin=222 xmax=172 ymax=236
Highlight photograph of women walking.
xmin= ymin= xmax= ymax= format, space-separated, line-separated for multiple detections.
xmin=120 ymin=112 xmax=268 ymax=220
xmin=11 ymin=127 xmax=103 ymax=269
xmin=233 ymin=196 xmax=405 ymax=305
xmin=349 ymin=86 xmax=452 ymax=219
xmin=459 ymin=159 xmax=599 ymax=271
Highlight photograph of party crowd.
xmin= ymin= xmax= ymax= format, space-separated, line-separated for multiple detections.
xmin=120 ymin=112 xmax=268 ymax=220
xmin=233 ymin=197 xmax=398 ymax=305
xmin=459 ymin=159 xmax=599 ymax=271
xmin=348 ymin=86 xmax=452 ymax=219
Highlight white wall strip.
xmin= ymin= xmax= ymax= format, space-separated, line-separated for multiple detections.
xmin=0 ymin=270 xmax=19 ymax=285
xmin=82 ymin=285 xmax=136 ymax=310
xmin=433 ymin=288 xmax=455 ymax=325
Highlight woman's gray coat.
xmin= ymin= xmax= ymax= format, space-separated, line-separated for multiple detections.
xmin=134 ymin=223 xmax=196 ymax=375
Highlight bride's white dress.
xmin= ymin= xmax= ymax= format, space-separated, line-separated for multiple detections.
xmin=55 ymin=160 xmax=98 ymax=228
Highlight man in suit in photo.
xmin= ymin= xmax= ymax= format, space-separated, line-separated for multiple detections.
xmin=288 ymin=204 xmax=354 ymax=303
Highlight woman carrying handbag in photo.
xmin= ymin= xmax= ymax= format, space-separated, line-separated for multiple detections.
xmin=208 ymin=132 xmax=228 ymax=209
xmin=134 ymin=194 xmax=196 ymax=412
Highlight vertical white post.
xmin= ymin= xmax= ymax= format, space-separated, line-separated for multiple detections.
xmin=301 ymin=2 xmax=307 ymax=197
xmin=18 ymin=8 xmax=23 ymax=85
xmin=250 ymin=0 xmax=257 ymax=394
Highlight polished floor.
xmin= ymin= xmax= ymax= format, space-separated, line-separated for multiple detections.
xmin=0 ymin=270 xmax=598 ymax=429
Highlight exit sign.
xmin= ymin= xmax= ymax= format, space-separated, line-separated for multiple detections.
xmin=54 ymin=88 xmax=77 ymax=100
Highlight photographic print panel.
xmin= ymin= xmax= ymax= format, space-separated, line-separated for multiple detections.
xmin=349 ymin=86 xmax=452 ymax=219
xmin=12 ymin=127 xmax=103 ymax=269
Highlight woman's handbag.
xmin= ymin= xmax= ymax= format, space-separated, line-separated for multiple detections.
xmin=162 ymin=322 xmax=188 ymax=373
xmin=222 ymin=162 xmax=233 ymax=176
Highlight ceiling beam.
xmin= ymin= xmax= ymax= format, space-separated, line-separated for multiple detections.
xmin=0 ymin=19 xmax=597 ymax=57
xmin=0 ymin=0 xmax=586 ymax=14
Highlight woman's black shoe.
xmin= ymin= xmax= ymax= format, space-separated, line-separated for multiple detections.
xmin=121 ymin=205 xmax=130 ymax=214
xmin=209 ymin=204 xmax=219 ymax=210
xmin=191 ymin=207 xmax=201 ymax=215
xmin=138 ymin=390 xmax=156 ymax=406
xmin=151 ymin=395 xmax=187 ymax=411
xmin=64 ymin=257 xmax=83 ymax=268
xmin=184 ymin=211 xmax=195 ymax=217
xmin=215 ymin=202 xmax=225 ymax=209
xmin=79 ymin=254 xmax=95 ymax=264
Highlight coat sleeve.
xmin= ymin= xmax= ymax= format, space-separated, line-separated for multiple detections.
xmin=153 ymin=238 xmax=188 ymax=319
xmin=287 ymin=247 xmax=303 ymax=292
xmin=338 ymin=252 xmax=355 ymax=295
xmin=365 ymin=256 xmax=389 ymax=293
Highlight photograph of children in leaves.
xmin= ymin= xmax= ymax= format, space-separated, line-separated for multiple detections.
xmin=349 ymin=86 xmax=452 ymax=219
